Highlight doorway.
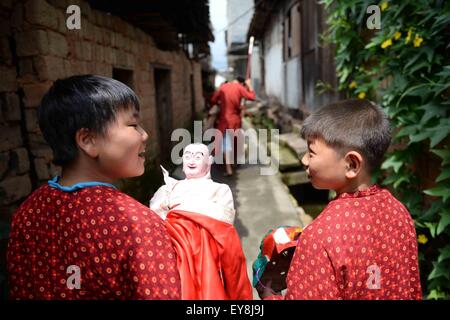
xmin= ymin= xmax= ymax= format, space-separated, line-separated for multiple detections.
xmin=153 ymin=66 xmax=173 ymax=159
xmin=190 ymin=74 xmax=196 ymax=124
xmin=113 ymin=67 xmax=134 ymax=89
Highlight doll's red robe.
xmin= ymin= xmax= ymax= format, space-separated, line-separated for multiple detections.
xmin=165 ymin=210 xmax=253 ymax=300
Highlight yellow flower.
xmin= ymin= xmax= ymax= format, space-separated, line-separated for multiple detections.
xmin=381 ymin=38 xmax=393 ymax=49
xmin=380 ymin=1 xmax=388 ymax=11
xmin=349 ymin=81 xmax=357 ymax=89
xmin=289 ymin=227 xmax=302 ymax=239
xmin=358 ymin=92 xmax=366 ymax=99
xmin=394 ymin=31 xmax=401 ymax=40
xmin=405 ymin=28 xmax=413 ymax=44
xmin=418 ymin=234 xmax=428 ymax=245
xmin=413 ymin=34 xmax=424 ymax=47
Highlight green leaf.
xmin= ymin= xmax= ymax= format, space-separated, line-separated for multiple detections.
xmin=403 ymin=52 xmax=424 ymax=73
xmin=409 ymin=130 xmax=433 ymax=144
xmin=436 ymin=65 xmax=450 ymax=78
xmin=393 ymin=176 xmax=409 ymax=189
xmin=424 ymin=186 xmax=450 ymax=202
xmin=396 ymin=84 xmax=431 ymax=107
xmin=419 ymin=201 xmax=442 ymax=221
xmin=393 ymin=2 xmax=410 ymax=20
xmin=392 ymin=74 xmax=408 ymax=92
xmin=427 ymin=289 xmax=448 ymax=300
xmin=407 ymin=85 xmax=431 ymax=97
xmin=419 ymin=102 xmax=447 ymax=124
xmin=381 ymin=155 xmax=403 ymax=173
xmin=433 ymin=84 xmax=450 ymax=98
xmin=434 ymin=10 xmax=450 ymax=29
xmin=382 ymin=172 xmax=400 ymax=186
xmin=365 ymin=35 xmax=385 ymax=49
xmin=397 ymin=125 xmax=418 ymax=138
xmin=424 ymin=47 xmax=434 ymax=63
xmin=437 ymin=245 xmax=450 ymax=263
xmin=430 ymin=126 xmax=450 ymax=148
xmin=431 ymin=149 xmax=450 ymax=165
xmin=356 ymin=0 xmax=372 ymax=25
xmin=410 ymin=61 xmax=430 ymax=74
xmin=424 ymin=222 xmax=438 ymax=238
xmin=436 ymin=167 xmax=450 ymax=182
xmin=428 ymin=262 xmax=450 ymax=280
xmin=437 ymin=210 xmax=450 ymax=235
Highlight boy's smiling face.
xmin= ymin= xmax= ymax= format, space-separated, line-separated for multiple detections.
xmin=301 ymin=138 xmax=348 ymax=192
xmin=95 ymin=107 xmax=148 ymax=179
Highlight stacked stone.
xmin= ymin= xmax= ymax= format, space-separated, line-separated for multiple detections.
xmin=1 ymin=1 xmax=32 ymax=217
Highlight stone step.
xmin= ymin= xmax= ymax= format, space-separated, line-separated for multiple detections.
xmin=267 ymin=141 xmax=301 ymax=172
xmin=278 ymin=132 xmax=308 ymax=158
xmin=281 ymin=170 xmax=310 ymax=186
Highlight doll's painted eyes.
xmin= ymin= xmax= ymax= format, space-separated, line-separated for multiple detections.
xmin=183 ymin=152 xmax=204 ymax=161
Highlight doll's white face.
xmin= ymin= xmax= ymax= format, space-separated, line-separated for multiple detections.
xmin=182 ymin=144 xmax=212 ymax=179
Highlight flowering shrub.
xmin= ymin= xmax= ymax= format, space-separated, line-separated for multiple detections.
xmin=321 ymin=0 xmax=450 ymax=299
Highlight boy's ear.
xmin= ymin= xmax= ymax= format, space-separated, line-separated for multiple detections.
xmin=75 ymin=128 xmax=99 ymax=158
xmin=344 ymin=151 xmax=363 ymax=179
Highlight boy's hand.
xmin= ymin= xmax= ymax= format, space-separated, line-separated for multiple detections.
xmin=245 ymin=79 xmax=253 ymax=91
xmin=256 ymin=279 xmax=282 ymax=299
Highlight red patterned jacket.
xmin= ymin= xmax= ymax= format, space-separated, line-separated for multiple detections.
xmin=7 ymin=181 xmax=181 ymax=300
xmin=269 ymin=185 xmax=422 ymax=300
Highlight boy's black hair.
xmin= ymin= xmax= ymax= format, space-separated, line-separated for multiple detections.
xmin=236 ymin=76 xmax=245 ymax=84
xmin=38 ymin=75 xmax=140 ymax=166
xmin=301 ymin=99 xmax=391 ymax=173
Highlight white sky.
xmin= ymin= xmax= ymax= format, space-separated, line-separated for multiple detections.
xmin=209 ymin=0 xmax=228 ymax=71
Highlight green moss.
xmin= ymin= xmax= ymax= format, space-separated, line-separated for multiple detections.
xmin=116 ymin=158 xmax=176 ymax=205
xmin=301 ymin=204 xmax=327 ymax=219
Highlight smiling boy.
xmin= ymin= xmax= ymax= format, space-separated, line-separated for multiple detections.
xmin=7 ymin=75 xmax=180 ymax=299
xmin=260 ymin=99 xmax=421 ymax=300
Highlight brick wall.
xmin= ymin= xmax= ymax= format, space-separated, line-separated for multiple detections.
xmin=0 ymin=1 xmax=33 ymax=222
xmin=0 ymin=0 xmax=205 ymax=219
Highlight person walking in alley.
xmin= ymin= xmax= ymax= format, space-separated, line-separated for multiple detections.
xmin=257 ymin=99 xmax=422 ymax=300
xmin=210 ymin=77 xmax=256 ymax=176
xmin=7 ymin=75 xmax=181 ymax=300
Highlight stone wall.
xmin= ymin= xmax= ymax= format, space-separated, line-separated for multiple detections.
xmin=0 ymin=0 xmax=33 ymax=223
xmin=0 ymin=0 xmax=205 ymax=221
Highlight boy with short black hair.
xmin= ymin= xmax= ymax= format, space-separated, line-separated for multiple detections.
xmin=260 ymin=99 xmax=422 ymax=300
xmin=7 ymin=75 xmax=181 ymax=299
